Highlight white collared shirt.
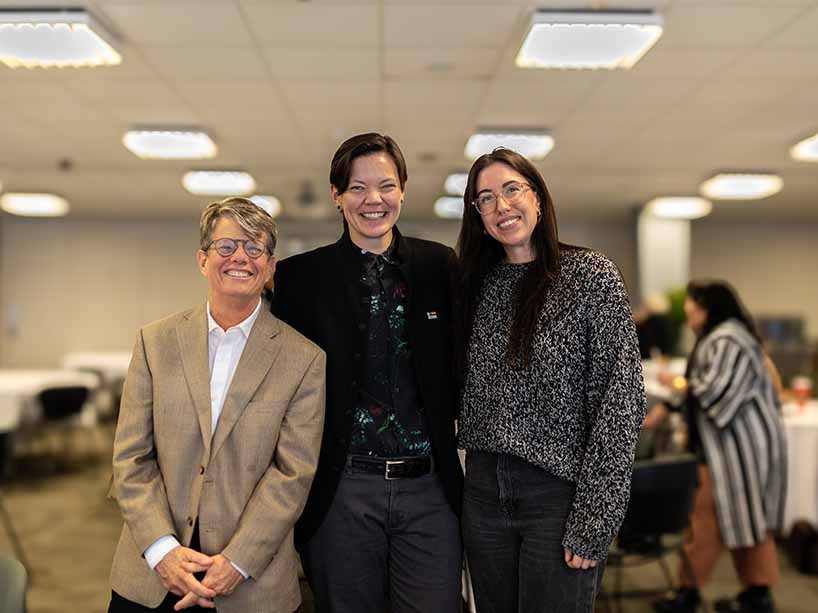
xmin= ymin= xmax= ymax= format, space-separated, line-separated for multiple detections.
xmin=143 ymin=298 xmax=262 ymax=578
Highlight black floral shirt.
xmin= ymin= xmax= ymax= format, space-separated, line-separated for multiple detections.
xmin=347 ymin=235 xmax=432 ymax=457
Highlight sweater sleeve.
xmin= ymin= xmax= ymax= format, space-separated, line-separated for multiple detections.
xmin=562 ymin=258 xmax=646 ymax=560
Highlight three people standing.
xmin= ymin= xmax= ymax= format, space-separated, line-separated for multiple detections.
xmin=110 ymin=135 xmax=646 ymax=612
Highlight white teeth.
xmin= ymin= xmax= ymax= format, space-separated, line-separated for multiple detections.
xmin=498 ymin=217 xmax=519 ymax=229
xmin=226 ymin=270 xmax=251 ymax=277
xmin=362 ymin=212 xmax=386 ymax=219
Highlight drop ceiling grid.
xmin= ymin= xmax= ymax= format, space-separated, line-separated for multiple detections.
xmin=0 ymin=0 xmax=816 ymax=220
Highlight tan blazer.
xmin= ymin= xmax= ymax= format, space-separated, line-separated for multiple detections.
xmin=110 ymin=302 xmax=325 ymax=613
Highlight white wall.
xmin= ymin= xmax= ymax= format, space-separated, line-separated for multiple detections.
xmin=0 ymin=215 xmax=637 ymax=368
xmin=5 ymin=214 xmax=814 ymax=368
xmin=690 ymin=221 xmax=818 ymax=339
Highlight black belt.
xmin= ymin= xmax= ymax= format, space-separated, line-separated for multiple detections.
xmin=347 ymin=455 xmax=433 ymax=480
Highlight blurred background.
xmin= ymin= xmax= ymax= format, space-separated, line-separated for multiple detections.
xmin=1 ymin=1 xmax=817 ymax=611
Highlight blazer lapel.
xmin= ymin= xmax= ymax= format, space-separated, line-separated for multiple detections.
xmin=210 ymin=307 xmax=282 ymax=461
xmin=176 ymin=305 xmax=213 ymax=455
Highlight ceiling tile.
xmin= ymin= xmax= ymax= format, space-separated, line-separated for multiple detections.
xmin=384 ymin=5 xmax=524 ymax=49
xmin=385 ymin=47 xmax=501 ymax=79
xmin=240 ymin=3 xmax=379 ymax=47
xmin=102 ymin=2 xmax=251 ymax=46
xmin=140 ymin=46 xmax=270 ymax=80
xmin=261 ymin=47 xmax=379 ymax=80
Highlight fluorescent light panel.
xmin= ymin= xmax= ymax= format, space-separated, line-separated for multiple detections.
xmin=646 ymin=197 xmax=712 ymax=220
xmin=183 ymin=171 xmax=256 ymax=196
xmin=250 ymin=195 xmax=282 ymax=218
xmin=0 ymin=9 xmax=121 ymax=68
xmin=444 ymin=173 xmax=468 ymax=197
xmin=123 ymin=129 xmax=217 ymax=160
xmin=700 ymin=173 xmax=782 ymax=200
xmin=434 ymin=197 xmax=464 ymax=219
xmin=1 ymin=193 xmax=69 ymax=216
xmin=516 ymin=11 xmax=663 ymax=70
xmin=790 ymin=133 xmax=818 ymax=162
xmin=465 ymin=130 xmax=554 ymax=161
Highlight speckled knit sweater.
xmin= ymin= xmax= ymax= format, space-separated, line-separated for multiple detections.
xmin=458 ymin=247 xmax=646 ymax=560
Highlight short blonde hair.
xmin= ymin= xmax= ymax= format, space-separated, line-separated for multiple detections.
xmin=199 ymin=197 xmax=277 ymax=255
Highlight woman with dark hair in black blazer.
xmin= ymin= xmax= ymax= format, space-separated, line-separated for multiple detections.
xmin=456 ymin=147 xmax=645 ymax=612
xmin=271 ymin=133 xmax=463 ymax=613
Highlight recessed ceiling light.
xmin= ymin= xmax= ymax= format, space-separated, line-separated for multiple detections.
xmin=1 ymin=193 xmax=69 ymax=216
xmin=444 ymin=173 xmax=468 ymax=196
xmin=434 ymin=197 xmax=464 ymax=219
xmin=123 ymin=129 xmax=217 ymax=160
xmin=0 ymin=9 xmax=122 ymax=69
xmin=250 ymin=195 xmax=282 ymax=218
xmin=646 ymin=197 xmax=712 ymax=220
xmin=465 ymin=130 xmax=554 ymax=161
xmin=790 ymin=132 xmax=818 ymax=162
xmin=517 ymin=10 xmax=663 ymax=70
xmin=182 ymin=171 xmax=256 ymax=196
xmin=700 ymin=173 xmax=783 ymax=200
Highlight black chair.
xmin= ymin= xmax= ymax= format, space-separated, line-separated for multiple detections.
xmin=36 ymin=386 xmax=90 ymax=466
xmin=601 ymin=453 xmax=701 ymax=613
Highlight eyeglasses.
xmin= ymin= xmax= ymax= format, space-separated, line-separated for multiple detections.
xmin=472 ymin=182 xmax=532 ymax=215
xmin=204 ymin=237 xmax=270 ymax=259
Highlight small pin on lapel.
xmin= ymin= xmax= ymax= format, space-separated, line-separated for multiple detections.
xmin=426 ymin=311 xmax=438 ymax=320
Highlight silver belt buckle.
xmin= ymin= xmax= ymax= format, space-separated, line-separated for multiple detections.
xmin=385 ymin=459 xmax=405 ymax=480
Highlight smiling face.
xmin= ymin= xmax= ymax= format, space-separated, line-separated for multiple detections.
xmin=197 ymin=216 xmax=275 ymax=309
xmin=332 ymin=152 xmax=403 ymax=254
xmin=475 ymin=162 xmax=541 ymax=263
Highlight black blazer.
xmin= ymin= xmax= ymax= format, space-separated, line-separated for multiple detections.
xmin=271 ymin=228 xmax=463 ymax=544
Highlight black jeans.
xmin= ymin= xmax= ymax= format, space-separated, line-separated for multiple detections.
xmin=462 ymin=451 xmax=604 ymax=613
xmin=298 ymin=462 xmax=462 ymax=613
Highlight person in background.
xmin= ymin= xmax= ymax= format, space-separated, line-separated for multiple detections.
xmin=635 ymin=291 xmax=675 ymax=359
xmin=271 ymin=133 xmax=463 ymax=612
xmin=649 ymin=280 xmax=787 ymax=613
xmin=109 ymin=197 xmax=325 ymax=613
xmin=456 ymin=147 xmax=645 ymax=612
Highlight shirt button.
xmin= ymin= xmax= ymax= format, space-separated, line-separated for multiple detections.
xmin=351 ymin=380 xmax=359 ymax=389
xmin=357 ymin=323 xmax=366 ymax=331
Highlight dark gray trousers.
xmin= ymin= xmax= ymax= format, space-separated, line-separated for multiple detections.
xmin=298 ymin=465 xmax=462 ymax=613
xmin=462 ymin=451 xmax=605 ymax=613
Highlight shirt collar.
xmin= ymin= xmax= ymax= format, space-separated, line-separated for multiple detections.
xmin=206 ymin=298 xmax=262 ymax=336
xmin=342 ymin=227 xmax=402 ymax=266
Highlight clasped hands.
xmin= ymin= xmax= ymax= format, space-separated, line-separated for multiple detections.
xmin=155 ymin=546 xmax=244 ymax=610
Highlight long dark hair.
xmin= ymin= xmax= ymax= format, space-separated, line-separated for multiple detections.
xmin=686 ymin=279 xmax=760 ymax=342
xmin=456 ymin=148 xmax=561 ymax=369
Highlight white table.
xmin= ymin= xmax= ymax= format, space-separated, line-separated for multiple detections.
xmin=62 ymin=351 xmax=132 ymax=382
xmin=642 ymin=357 xmax=686 ymax=405
xmin=783 ymin=400 xmax=818 ymax=533
xmin=0 ymin=370 xmax=100 ymax=433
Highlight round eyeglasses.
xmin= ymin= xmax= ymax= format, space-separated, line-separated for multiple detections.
xmin=472 ymin=182 xmax=532 ymax=215
xmin=204 ymin=237 xmax=270 ymax=259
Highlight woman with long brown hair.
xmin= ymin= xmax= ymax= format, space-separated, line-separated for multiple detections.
xmin=456 ymin=148 xmax=645 ymax=612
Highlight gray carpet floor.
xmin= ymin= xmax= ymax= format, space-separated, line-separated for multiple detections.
xmin=1 ymin=426 xmax=816 ymax=612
